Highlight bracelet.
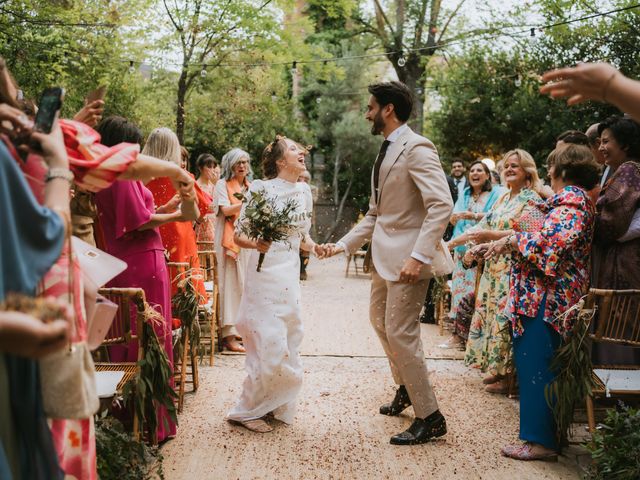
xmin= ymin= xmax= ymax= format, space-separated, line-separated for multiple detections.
xmin=45 ymin=168 xmax=74 ymax=184
xmin=602 ymin=71 xmax=619 ymax=103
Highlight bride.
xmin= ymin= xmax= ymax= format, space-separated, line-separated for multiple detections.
xmin=226 ymin=136 xmax=324 ymax=433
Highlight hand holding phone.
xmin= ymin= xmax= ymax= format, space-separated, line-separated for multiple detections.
xmin=86 ymin=85 xmax=107 ymax=104
xmin=34 ymin=87 xmax=64 ymax=134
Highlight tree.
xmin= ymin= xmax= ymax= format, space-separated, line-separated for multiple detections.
xmin=0 ymin=0 xmax=151 ymax=121
xmin=426 ymin=0 xmax=640 ymax=171
xmin=355 ymin=0 xmax=478 ymax=133
xmin=159 ymin=0 xmax=282 ymax=143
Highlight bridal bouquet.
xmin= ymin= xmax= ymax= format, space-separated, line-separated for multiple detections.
xmin=235 ymin=189 xmax=299 ymax=272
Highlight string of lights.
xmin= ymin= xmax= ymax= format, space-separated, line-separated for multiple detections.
xmin=0 ymin=3 xmax=638 ymax=73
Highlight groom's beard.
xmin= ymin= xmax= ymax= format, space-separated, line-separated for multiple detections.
xmin=370 ymin=110 xmax=385 ymax=135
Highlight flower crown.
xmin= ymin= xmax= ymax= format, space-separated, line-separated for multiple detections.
xmin=264 ymin=135 xmax=313 ymax=156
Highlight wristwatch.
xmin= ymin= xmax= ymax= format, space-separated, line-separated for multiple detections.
xmin=45 ymin=167 xmax=74 ymax=184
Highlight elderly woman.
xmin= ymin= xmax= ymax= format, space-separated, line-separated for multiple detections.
xmin=463 ymin=149 xmax=542 ymax=393
xmin=485 ymin=144 xmax=600 ymax=460
xmin=195 ymin=153 xmax=220 ymax=243
xmin=214 ymin=148 xmax=252 ymax=352
xmin=591 ymin=116 xmax=640 ymax=365
xmin=440 ymin=161 xmax=505 ymax=348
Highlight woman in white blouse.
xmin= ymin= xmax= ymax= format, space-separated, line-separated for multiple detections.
xmin=214 ymin=148 xmax=252 ymax=352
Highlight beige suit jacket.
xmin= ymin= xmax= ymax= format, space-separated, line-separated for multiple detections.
xmin=339 ymin=127 xmax=453 ymax=282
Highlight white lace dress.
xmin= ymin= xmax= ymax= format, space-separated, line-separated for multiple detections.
xmin=227 ymin=178 xmax=313 ymax=424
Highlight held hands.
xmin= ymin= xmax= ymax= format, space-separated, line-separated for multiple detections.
xmin=313 ymin=243 xmax=344 ymax=259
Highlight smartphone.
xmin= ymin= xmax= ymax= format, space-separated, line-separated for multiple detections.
xmin=34 ymin=87 xmax=64 ymax=134
xmin=85 ymin=85 xmax=107 ymax=104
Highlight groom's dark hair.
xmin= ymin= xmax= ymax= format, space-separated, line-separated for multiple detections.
xmin=367 ymin=81 xmax=413 ymax=122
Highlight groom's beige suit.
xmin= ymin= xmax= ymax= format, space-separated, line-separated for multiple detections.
xmin=338 ymin=124 xmax=453 ymax=418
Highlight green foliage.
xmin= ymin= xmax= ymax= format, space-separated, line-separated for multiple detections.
xmin=428 ymin=0 xmax=640 ymax=170
xmin=428 ymin=46 xmax=616 ymax=169
xmin=587 ymin=404 xmax=640 ymax=480
xmin=95 ymin=412 xmax=164 ymax=480
xmin=545 ymin=306 xmax=595 ymax=447
xmin=123 ymin=316 xmax=178 ymax=444
xmin=0 ymin=0 xmax=151 ymax=120
xmin=171 ymin=268 xmax=205 ymax=359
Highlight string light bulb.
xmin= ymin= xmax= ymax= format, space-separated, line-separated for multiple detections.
xmin=200 ymin=65 xmax=207 ymax=77
xmin=291 ymin=61 xmax=298 ymax=75
xmin=514 ymin=74 xmax=522 ymax=87
xmin=397 ymin=54 xmax=406 ymax=67
xmin=128 ymin=60 xmax=135 ymax=74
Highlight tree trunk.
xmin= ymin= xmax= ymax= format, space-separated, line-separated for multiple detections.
xmin=176 ymin=68 xmax=188 ymax=144
xmin=332 ymin=147 xmax=341 ymax=206
xmin=323 ymin=175 xmax=354 ymax=242
xmin=393 ymin=54 xmax=426 ymax=134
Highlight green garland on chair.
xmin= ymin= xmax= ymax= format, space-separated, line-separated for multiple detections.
xmin=123 ymin=305 xmax=178 ymax=444
xmin=171 ymin=268 xmax=206 ymax=360
xmin=545 ymin=304 xmax=596 ymax=447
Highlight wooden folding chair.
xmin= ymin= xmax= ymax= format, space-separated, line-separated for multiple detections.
xmin=93 ymin=287 xmax=147 ymax=440
xmin=196 ymin=246 xmax=219 ymax=366
xmin=581 ymin=288 xmax=640 ymax=432
xmin=167 ymin=261 xmax=199 ymax=413
xmin=345 ymin=243 xmax=369 ymax=277
xmin=434 ymin=279 xmax=451 ymax=336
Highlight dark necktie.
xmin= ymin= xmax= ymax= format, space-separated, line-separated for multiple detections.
xmin=373 ymin=140 xmax=391 ymax=201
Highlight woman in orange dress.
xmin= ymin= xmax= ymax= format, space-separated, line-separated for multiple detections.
xmin=144 ymin=128 xmax=210 ymax=298
xmin=194 ymin=153 xmax=220 ymax=244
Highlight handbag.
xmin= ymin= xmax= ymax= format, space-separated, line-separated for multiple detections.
xmin=512 ymin=200 xmax=546 ymax=232
xmin=39 ymin=234 xmax=100 ymax=420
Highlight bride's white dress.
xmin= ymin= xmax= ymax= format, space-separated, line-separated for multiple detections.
xmin=227 ymin=177 xmax=313 ymax=424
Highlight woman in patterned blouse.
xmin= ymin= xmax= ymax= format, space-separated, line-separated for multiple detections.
xmin=485 ymin=144 xmax=600 ymax=461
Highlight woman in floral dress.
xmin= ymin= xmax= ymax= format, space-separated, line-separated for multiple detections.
xmin=441 ymin=161 xmax=505 ymax=348
xmin=486 ymin=144 xmax=599 ymax=460
xmin=463 ymin=150 xmax=541 ymax=393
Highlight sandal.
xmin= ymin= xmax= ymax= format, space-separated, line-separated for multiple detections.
xmin=501 ymin=442 xmax=558 ymax=462
xmin=228 ymin=418 xmax=273 ymax=433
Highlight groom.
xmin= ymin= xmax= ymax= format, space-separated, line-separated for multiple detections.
xmin=328 ymin=81 xmax=453 ymax=445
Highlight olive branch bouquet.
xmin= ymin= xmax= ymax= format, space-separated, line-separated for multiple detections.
xmin=234 ymin=189 xmax=299 ymax=272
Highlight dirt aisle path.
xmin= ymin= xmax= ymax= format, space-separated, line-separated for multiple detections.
xmin=162 ymin=256 xmax=581 ymax=480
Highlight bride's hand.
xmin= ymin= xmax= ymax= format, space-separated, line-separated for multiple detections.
xmin=313 ymin=244 xmax=326 ymax=259
xmin=255 ymin=239 xmax=272 ymax=253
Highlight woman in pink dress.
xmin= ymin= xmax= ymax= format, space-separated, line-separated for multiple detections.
xmin=94 ymin=117 xmax=196 ymax=443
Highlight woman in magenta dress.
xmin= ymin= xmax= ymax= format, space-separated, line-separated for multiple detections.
xmin=94 ymin=117 xmax=195 ymax=443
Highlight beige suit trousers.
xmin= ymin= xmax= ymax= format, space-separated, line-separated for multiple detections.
xmin=370 ymin=269 xmax=439 ymax=419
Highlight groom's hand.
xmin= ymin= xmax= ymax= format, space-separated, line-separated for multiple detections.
xmin=399 ymin=257 xmax=423 ymax=284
